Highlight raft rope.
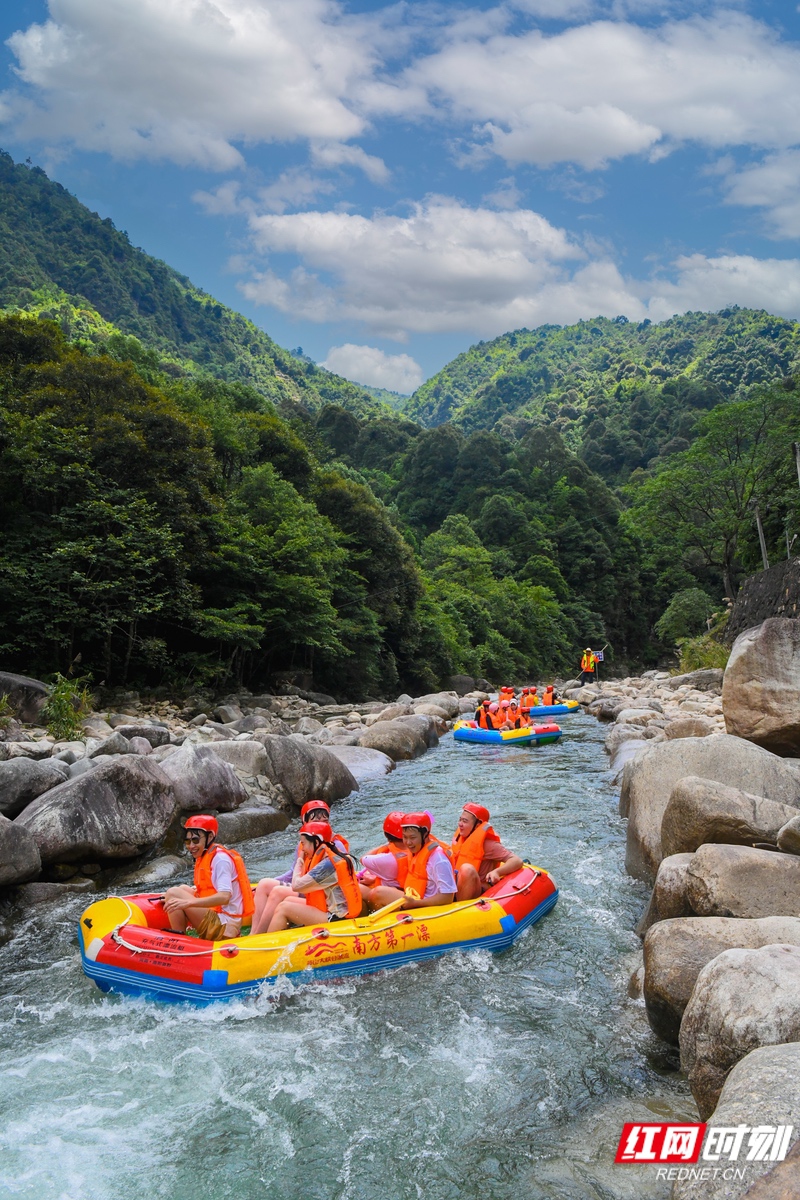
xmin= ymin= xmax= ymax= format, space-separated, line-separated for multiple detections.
xmin=107 ymin=874 xmax=540 ymax=960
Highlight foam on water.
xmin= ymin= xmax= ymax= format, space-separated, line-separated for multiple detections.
xmin=0 ymin=715 xmax=694 ymax=1199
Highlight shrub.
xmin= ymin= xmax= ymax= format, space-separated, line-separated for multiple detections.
xmin=676 ymin=634 xmax=730 ymax=673
xmin=42 ymin=673 xmax=91 ymax=740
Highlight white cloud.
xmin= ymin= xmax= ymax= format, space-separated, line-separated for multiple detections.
xmin=724 ymin=150 xmax=800 ymax=239
xmin=2 ymin=0 xmax=375 ymax=167
xmin=645 ymin=253 xmax=800 ymax=321
xmin=396 ymin=12 xmax=800 ymax=169
xmin=321 ymin=343 xmax=423 ymax=392
xmin=310 ymin=140 xmax=389 ymax=184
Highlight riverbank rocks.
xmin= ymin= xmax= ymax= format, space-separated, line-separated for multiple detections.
xmin=204 ymin=740 xmax=267 ymax=778
xmin=680 ymin=944 xmax=800 ymax=1118
xmin=158 ymin=743 xmax=248 ymax=813
xmin=365 ymin=702 xmax=414 ymax=726
xmin=0 ymin=814 xmax=41 ymax=884
xmin=358 ymin=720 xmax=428 ymax=761
xmin=661 ymin=778 xmax=798 ymax=858
xmin=15 ymin=756 xmax=176 ymax=863
xmin=620 ymin=735 xmax=800 ymax=883
xmin=663 ymin=716 xmax=714 ymax=740
xmin=215 ymin=801 xmax=290 ymax=843
xmin=664 ymin=668 xmax=725 ymax=692
xmin=87 ymin=730 xmax=130 ymax=758
xmin=672 ymin=1044 xmax=800 ymax=1200
xmin=411 ymin=691 xmax=460 ymax=719
xmin=636 ymin=853 xmax=695 ymax=936
xmin=111 ymin=724 xmax=171 ymax=748
xmin=722 ymin=619 xmax=800 ymax=756
xmin=396 ymin=714 xmax=441 ymax=746
xmin=0 ymin=672 xmax=48 ymax=722
xmin=643 ymin=915 xmax=800 ymax=1045
xmin=777 ymin=814 xmax=800 ymax=855
xmin=686 ymin=844 xmax=800 ymax=919
xmin=256 ymin=735 xmax=357 ymax=806
xmin=0 ymin=758 xmax=69 ymax=818
xmin=324 ymin=746 xmax=395 ymax=783
xmin=116 ymin=854 xmax=187 ymax=887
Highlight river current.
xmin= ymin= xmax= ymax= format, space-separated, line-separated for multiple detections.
xmin=0 ymin=714 xmax=696 ymax=1200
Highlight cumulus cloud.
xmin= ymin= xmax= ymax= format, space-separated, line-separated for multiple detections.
xmin=321 ymin=343 xmax=423 ymax=392
xmin=397 ymin=12 xmax=800 ymax=169
xmin=2 ymin=0 xmax=375 ymax=167
xmin=724 ymin=151 xmax=800 ymax=239
xmin=646 ymin=253 xmax=800 ymax=321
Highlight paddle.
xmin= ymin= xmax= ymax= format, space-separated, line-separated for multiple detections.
xmin=365 ymin=897 xmax=406 ymax=924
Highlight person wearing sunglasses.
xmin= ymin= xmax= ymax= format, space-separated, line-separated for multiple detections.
xmin=164 ymin=815 xmax=254 ymax=940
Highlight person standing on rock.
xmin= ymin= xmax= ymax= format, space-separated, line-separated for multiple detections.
xmin=451 ymin=804 xmax=524 ymax=901
xmin=164 ymin=815 xmax=254 ymax=941
xmin=580 ymin=648 xmax=599 ymax=685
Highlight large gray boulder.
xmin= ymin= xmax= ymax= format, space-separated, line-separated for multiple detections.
xmin=324 ymin=746 xmax=395 ymax=783
xmin=204 ymin=741 xmax=268 ymax=777
xmin=0 ymin=758 xmax=69 ymax=818
xmin=723 ymin=619 xmax=800 ymax=756
xmin=250 ymin=717 xmax=292 ymax=738
xmin=0 ymin=671 xmax=49 ymax=722
xmin=112 ymin=724 xmax=171 ymax=748
xmin=215 ymin=801 xmax=290 ymax=843
xmin=619 ymin=735 xmax=800 ymax=883
xmin=368 ymin=702 xmax=414 ymax=725
xmin=158 ymin=744 xmax=248 ymax=813
xmin=395 ymin=714 xmax=440 ymax=747
xmin=15 ymin=757 xmax=176 ymax=863
xmin=680 ymin=944 xmax=800 ymax=1118
xmin=643 ymin=915 xmax=800 ymax=1045
xmin=87 ymin=730 xmax=130 ymax=758
xmin=661 ymin=777 xmax=798 ymax=857
xmin=635 ymin=852 xmax=695 ymax=937
xmin=777 ymin=814 xmax=800 ymax=856
xmin=686 ymin=844 xmax=800 ymax=919
xmin=672 ymin=1044 xmax=800 ymax=1200
xmin=116 ymin=855 xmax=187 ymax=887
xmin=257 ymin=735 xmax=358 ymax=806
xmin=358 ymin=720 xmax=428 ymax=761
xmin=663 ymin=668 xmax=724 ymax=692
xmin=663 ymin=716 xmax=715 ymax=740
xmin=0 ymin=813 xmax=41 ymax=884
xmin=411 ymin=691 xmax=460 ymax=719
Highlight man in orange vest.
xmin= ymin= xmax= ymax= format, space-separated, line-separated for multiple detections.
xmin=164 ymin=814 xmax=254 ymax=941
xmin=365 ymin=812 xmax=456 ymax=911
xmin=451 ymin=803 xmax=524 ymax=901
xmin=266 ymin=821 xmax=363 ymax=931
xmin=580 ymin=647 xmax=598 ymax=685
xmin=359 ymin=811 xmax=408 ymax=896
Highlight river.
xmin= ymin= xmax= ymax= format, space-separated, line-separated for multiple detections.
xmin=0 ymin=714 xmax=696 ymax=1200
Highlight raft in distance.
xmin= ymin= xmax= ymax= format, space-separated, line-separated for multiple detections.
xmin=453 ymin=721 xmax=563 ymax=746
xmin=78 ymin=865 xmax=558 ymax=1004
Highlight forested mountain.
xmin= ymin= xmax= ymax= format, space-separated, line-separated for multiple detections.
xmin=1 ymin=152 xmax=799 ymax=697
xmin=0 ymin=151 xmax=382 ymax=417
xmin=405 ymin=311 xmax=800 ymax=486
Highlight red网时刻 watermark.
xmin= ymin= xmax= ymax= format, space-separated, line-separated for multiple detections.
xmin=614 ymin=1122 xmax=794 ymax=1182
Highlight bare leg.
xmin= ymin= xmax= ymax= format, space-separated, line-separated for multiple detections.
xmin=252 ymin=878 xmax=282 ymax=932
xmin=251 ymin=884 xmax=297 ymax=935
xmin=164 ymin=884 xmax=196 ymax=932
xmin=456 ymin=865 xmax=482 ymax=902
xmin=366 ymin=885 xmax=405 ymax=909
xmin=268 ymin=899 xmax=328 ymax=933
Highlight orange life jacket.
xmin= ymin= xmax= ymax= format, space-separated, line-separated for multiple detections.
xmin=581 ymin=652 xmax=595 ymax=673
xmin=367 ymin=841 xmax=409 ymax=889
xmin=542 ymin=689 xmax=553 ymax=705
xmin=304 ymin=844 xmax=362 ymax=917
xmin=193 ymin=845 xmax=255 ymax=922
xmin=403 ymin=840 xmax=441 ymax=901
xmin=451 ymin=822 xmax=500 ymax=873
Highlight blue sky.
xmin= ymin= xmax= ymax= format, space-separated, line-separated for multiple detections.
xmin=2 ymin=2 xmax=800 ymax=392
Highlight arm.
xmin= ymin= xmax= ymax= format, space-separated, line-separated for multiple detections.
xmin=401 ymin=891 xmax=455 ymax=910
xmin=485 ymin=855 xmax=524 ymax=886
xmin=164 ymin=887 xmax=231 ymax=913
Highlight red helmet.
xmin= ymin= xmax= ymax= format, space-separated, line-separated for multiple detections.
xmin=401 ymin=811 xmax=432 ymax=834
xmin=383 ymin=811 xmax=405 ymax=840
xmin=300 ymin=800 xmax=330 ymax=820
xmin=462 ymin=803 xmax=490 ymax=825
xmin=184 ymin=814 xmax=218 ymax=838
xmin=481 ymin=699 xmax=490 ymax=706
xmin=299 ymin=820 xmax=332 ymax=843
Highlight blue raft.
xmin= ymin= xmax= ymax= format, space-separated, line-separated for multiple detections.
xmin=453 ymin=721 xmax=563 ymax=746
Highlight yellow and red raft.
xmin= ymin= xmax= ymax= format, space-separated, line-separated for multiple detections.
xmin=78 ymin=865 xmax=558 ymax=1004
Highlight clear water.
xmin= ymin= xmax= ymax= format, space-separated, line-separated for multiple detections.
xmin=0 ymin=715 xmax=696 ymax=1200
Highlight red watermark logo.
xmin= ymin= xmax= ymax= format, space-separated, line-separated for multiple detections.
xmin=616 ymin=1123 xmax=706 ymax=1164
xmin=616 ymin=1123 xmax=794 ymax=1167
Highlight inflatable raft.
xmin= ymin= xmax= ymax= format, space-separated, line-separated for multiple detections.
xmin=453 ymin=721 xmax=563 ymax=746
xmin=524 ymin=700 xmax=579 ymax=718
xmin=78 ymin=866 xmax=557 ymax=1004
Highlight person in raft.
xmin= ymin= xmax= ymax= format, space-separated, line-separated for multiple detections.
xmin=164 ymin=814 xmax=254 ymax=941
xmin=249 ymin=800 xmax=349 ymax=936
xmin=365 ymin=812 xmax=456 ymax=911
xmin=580 ymin=647 xmax=598 ymax=685
xmin=451 ymin=803 xmax=524 ymax=901
xmin=358 ymin=810 xmax=408 ymax=896
xmin=474 ymin=698 xmax=497 ymax=730
xmin=266 ymin=821 xmax=363 ymax=931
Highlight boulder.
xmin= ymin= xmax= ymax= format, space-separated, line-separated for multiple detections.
xmin=587 ymin=696 xmax=626 ymax=721
xmin=663 ymin=668 xmax=724 ymax=692
xmin=294 ymin=716 xmax=323 ymax=735
xmin=87 ymin=730 xmax=130 ymax=758
xmin=396 ymin=714 xmax=441 ymax=745
xmin=686 ymin=844 xmax=800 ymax=919
xmin=777 ymin=814 xmax=800 ymax=856
xmin=610 ymin=740 xmax=650 ymax=776
xmin=15 ymin=879 xmax=95 ymax=904
xmin=2 ymin=740 xmax=55 ymax=761
xmin=413 ymin=703 xmax=450 ymax=720
xmin=128 ymin=736 xmax=153 ymax=756
xmin=604 ymin=723 xmax=647 ymax=757
xmin=672 ymin=1044 xmax=800 ymax=1200
xmin=158 ymin=744 xmax=248 ymax=813
xmin=203 ymin=741 xmax=268 ymax=778
xmin=411 ymin=691 xmax=460 ymax=719
xmin=115 ymin=855 xmax=187 ymax=887
xmin=0 ymin=813 xmax=41 ymax=884
xmin=15 ymin=756 xmax=176 ymax=863
xmin=215 ymin=802 xmax=290 ymax=843
xmin=661 ymin=777 xmax=798 ymax=858
xmin=663 ymin=716 xmax=715 ymax=739
xmin=250 ymin=717 xmax=292 ymax=739
xmin=615 ymin=707 xmax=662 ymax=726
xmin=358 ymin=720 xmax=428 ymax=761
xmin=680 ymin=944 xmax=800 ymax=1118
xmin=0 ymin=757 xmax=70 ymax=818
xmin=722 ymin=619 xmax=800 ymax=755
xmin=113 ymin=724 xmax=171 ymax=747
xmin=446 ymin=674 xmax=475 ymax=695
xmin=619 ymin=735 xmax=800 ymax=883
xmin=643 ymin=915 xmax=800 ymax=1044
xmin=323 ymin=746 xmax=395 ymax=783
xmin=366 ymin=702 xmax=414 ymax=725
xmin=257 ymin=735 xmax=358 ymax=806
xmin=0 ymin=671 xmax=49 ymax=722
xmin=214 ymin=704 xmax=243 ymax=724
xmin=148 ymin=744 xmax=180 ymax=764
xmin=635 ymin=852 xmax=695 ymax=937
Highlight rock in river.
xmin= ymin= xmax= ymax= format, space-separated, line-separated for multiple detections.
xmin=0 ymin=757 xmax=69 ymax=818
xmin=680 ymin=944 xmax=800 ymax=1118
xmin=257 ymin=735 xmax=358 ymax=806
xmin=635 ymin=852 xmax=695 ymax=937
xmin=0 ymin=813 xmax=41 ymax=884
xmin=158 ymin=743 xmax=248 ymax=813
xmin=722 ymin=618 xmax=800 ymax=756
xmin=661 ymin=776 xmax=798 ymax=857
xmin=323 ymin=745 xmax=395 ymax=784
xmin=15 ymin=756 xmax=176 ymax=863
xmin=358 ymin=719 xmax=428 ymax=761
xmin=686 ymin=843 xmax=800 ymax=919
